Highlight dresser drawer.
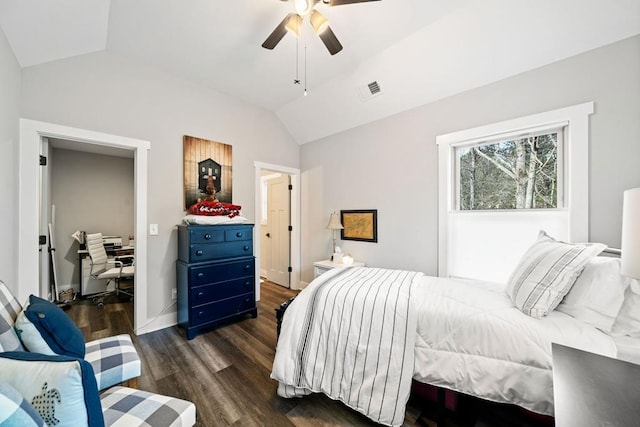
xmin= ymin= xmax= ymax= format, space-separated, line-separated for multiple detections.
xmin=224 ymin=228 xmax=251 ymax=242
xmin=190 ymin=294 xmax=255 ymax=326
xmin=191 ymin=278 xmax=254 ymax=306
xmin=185 ymin=225 xmax=251 ymax=244
xmin=189 ymin=258 xmax=254 ymax=286
xmin=189 ymin=228 xmax=225 ymax=244
xmin=189 ymin=241 xmax=253 ymax=263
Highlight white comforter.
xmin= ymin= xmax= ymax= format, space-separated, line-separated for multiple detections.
xmin=272 ymin=267 xmax=423 ymax=426
xmin=412 ymin=276 xmax=617 ymax=416
xmin=272 ymin=270 xmax=618 ymax=423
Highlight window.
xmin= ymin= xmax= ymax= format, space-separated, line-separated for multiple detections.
xmin=455 ymin=127 xmax=564 ymax=210
xmin=436 ymin=102 xmax=593 ymax=282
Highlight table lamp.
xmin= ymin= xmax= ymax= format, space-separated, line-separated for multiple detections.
xmin=621 ymin=188 xmax=640 ymax=279
xmin=327 ymin=212 xmax=343 ymax=260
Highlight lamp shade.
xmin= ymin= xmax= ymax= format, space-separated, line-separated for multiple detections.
xmin=285 ymin=14 xmax=303 ymax=36
xmin=310 ymin=10 xmax=329 ymax=34
xmin=621 ymin=188 xmax=640 ymax=279
xmin=327 ymin=212 xmax=344 ymax=230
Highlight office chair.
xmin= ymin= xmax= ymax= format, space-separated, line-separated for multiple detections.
xmin=86 ymin=232 xmax=134 ymax=307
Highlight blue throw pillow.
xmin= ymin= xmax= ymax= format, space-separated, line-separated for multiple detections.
xmin=0 ymin=380 xmax=46 ymax=426
xmin=14 ymin=295 xmax=85 ymax=358
xmin=0 ymin=352 xmax=104 ymax=427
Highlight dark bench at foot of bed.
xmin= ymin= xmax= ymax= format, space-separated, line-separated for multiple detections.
xmin=275 ymin=297 xmax=296 ymax=342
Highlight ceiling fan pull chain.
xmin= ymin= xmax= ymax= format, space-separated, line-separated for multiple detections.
xmin=304 ymin=45 xmax=308 ymax=96
xmin=294 ymin=36 xmax=300 ymax=85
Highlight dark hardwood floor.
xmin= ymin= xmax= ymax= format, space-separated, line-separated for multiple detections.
xmin=67 ymin=282 xmax=552 ymax=427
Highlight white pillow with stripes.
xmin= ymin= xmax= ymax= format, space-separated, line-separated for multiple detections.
xmin=506 ymin=231 xmax=606 ymax=319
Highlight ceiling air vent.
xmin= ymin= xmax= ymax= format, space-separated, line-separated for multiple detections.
xmin=357 ymin=80 xmax=383 ymax=101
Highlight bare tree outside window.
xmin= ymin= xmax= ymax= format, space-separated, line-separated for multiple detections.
xmin=456 ymin=129 xmax=562 ymax=210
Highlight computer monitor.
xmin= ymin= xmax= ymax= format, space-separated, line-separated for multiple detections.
xmin=552 ymin=343 xmax=640 ymax=427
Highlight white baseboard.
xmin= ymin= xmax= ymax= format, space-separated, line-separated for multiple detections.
xmin=135 ymin=310 xmax=177 ymax=336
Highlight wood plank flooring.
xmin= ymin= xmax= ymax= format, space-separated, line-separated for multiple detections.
xmin=67 ymin=283 xmax=552 ymax=427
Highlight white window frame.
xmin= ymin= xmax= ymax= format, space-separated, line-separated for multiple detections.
xmin=436 ymin=102 xmax=594 ymax=280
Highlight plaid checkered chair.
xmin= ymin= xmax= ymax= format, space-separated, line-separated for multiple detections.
xmin=0 ymin=280 xmax=140 ymax=390
xmin=0 ymin=281 xmax=196 ymax=426
xmin=0 ymin=354 xmax=196 ymax=427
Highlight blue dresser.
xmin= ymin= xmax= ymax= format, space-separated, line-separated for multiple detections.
xmin=176 ymin=224 xmax=256 ymax=339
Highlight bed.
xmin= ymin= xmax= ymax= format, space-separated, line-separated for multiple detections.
xmin=271 ymin=233 xmax=640 ymax=426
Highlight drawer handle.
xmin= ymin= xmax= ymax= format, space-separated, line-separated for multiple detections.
xmin=197 ymin=273 xmax=204 ymax=279
xmin=204 ymin=233 xmax=212 ymax=240
xmin=245 ymin=281 xmax=251 ymax=288
xmin=244 ymin=265 xmax=251 ymax=271
xmin=243 ymin=245 xmax=250 ymax=251
xmin=236 ymin=232 xmax=243 ymax=238
xmin=198 ymin=311 xmax=204 ymax=318
xmin=197 ymin=292 xmax=204 ymax=298
xmin=196 ymin=250 xmax=203 ymax=256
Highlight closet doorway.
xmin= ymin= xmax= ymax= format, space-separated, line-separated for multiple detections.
xmin=253 ymin=161 xmax=301 ymax=300
xmin=260 ymin=171 xmax=291 ymax=288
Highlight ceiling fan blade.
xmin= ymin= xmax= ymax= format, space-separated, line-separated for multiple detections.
xmin=262 ymin=13 xmax=296 ymax=50
xmin=326 ymin=0 xmax=381 ymax=6
xmin=318 ymin=26 xmax=343 ymax=55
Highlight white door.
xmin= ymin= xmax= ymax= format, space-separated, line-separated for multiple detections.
xmin=265 ymin=174 xmax=290 ymax=287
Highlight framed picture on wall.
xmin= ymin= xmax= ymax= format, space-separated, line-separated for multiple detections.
xmin=183 ymin=135 xmax=233 ymax=209
xmin=340 ymin=209 xmax=378 ymax=243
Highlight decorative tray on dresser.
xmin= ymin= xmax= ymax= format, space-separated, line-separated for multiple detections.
xmin=176 ymin=223 xmax=257 ymax=339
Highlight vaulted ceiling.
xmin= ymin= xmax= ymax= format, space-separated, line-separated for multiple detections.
xmin=1 ymin=0 xmax=639 ymax=144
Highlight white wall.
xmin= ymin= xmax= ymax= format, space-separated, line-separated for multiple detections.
xmin=300 ymin=35 xmax=640 ymax=283
xmin=21 ymin=51 xmax=300 ymax=319
xmin=0 ymin=28 xmax=20 ymax=294
xmin=51 ymin=148 xmax=134 ymax=291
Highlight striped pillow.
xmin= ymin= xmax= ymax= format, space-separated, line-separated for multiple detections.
xmin=506 ymin=231 xmax=606 ymax=319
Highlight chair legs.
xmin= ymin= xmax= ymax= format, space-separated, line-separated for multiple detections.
xmin=92 ymin=278 xmax=134 ymax=307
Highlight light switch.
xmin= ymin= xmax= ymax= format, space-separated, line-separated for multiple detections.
xmin=149 ymin=224 xmax=159 ymax=235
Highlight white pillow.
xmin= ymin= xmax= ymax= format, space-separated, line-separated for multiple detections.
xmin=0 ymin=353 xmax=103 ymax=427
xmin=506 ymin=231 xmax=606 ymax=319
xmin=556 ymin=257 xmax=629 ymax=332
xmin=610 ymin=279 xmax=640 ymax=337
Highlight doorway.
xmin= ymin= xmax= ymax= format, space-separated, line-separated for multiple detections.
xmin=260 ymin=171 xmax=291 ymax=288
xmin=19 ymin=119 xmax=150 ymax=335
xmin=45 ymin=141 xmax=135 ymax=300
xmin=253 ymin=161 xmax=301 ymax=299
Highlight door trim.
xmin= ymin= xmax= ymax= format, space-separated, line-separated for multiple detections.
xmin=254 ymin=161 xmax=301 ymax=298
xmin=19 ymin=119 xmax=150 ymax=335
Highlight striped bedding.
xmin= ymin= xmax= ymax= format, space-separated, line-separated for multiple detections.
xmin=271 ymin=267 xmax=422 ymax=427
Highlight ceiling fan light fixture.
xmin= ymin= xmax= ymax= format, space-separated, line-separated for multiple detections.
xmin=285 ymin=13 xmax=303 ymax=36
xmin=310 ymin=10 xmax=329 ymax=34
xmin=294 ymin=0 xmax=313 ymax=16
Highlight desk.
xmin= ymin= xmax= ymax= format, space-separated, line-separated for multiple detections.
xmin=78 ymin=246 xmax=134 ymax=296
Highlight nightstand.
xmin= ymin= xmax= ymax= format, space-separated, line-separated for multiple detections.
xmin=313 ymin=259 xmax=365 ymax=278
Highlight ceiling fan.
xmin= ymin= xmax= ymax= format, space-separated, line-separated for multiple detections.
xmin=262 ymin=0 xmax=381 ymax=56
